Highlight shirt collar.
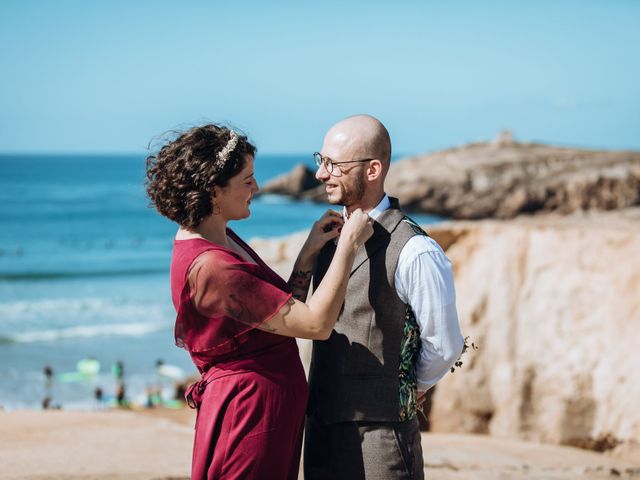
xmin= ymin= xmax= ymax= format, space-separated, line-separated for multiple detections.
xmin=342 ymin=194 xmax=390 ymax=221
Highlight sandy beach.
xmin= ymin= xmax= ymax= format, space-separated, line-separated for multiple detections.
xmin=1 ymin=408 xmax=639 ymax=480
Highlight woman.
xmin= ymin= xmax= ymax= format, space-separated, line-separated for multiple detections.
xmin=145 ymin=124 xmax=372 ymax=479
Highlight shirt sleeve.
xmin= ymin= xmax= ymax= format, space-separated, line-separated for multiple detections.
xmin=395 ymin=235 xmax=464 ymax=391
xmin=178 ymin=249 xmax=292 ymax=353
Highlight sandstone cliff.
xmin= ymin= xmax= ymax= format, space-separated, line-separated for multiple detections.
xmin=249 ymin=208 xmax=640 ymax=461
xmin=427 ymin=208 xmax=640 ymax=461
xmin=260 ymin=136 xmax=640 ymax=219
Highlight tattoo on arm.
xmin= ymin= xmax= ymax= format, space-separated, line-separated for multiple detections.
xmin=290 ymin=270 xmax=313 ymax=288
xmin=258 ymin=322 xmax=277 ymax=333
xmin=289 ymin=270 xmax=313 ymax=302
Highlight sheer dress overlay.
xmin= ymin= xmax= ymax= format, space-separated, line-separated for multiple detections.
xmin=170 ymin=234 xmax=293 ymax=369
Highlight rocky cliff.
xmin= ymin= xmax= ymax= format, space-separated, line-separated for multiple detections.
xmin=260 ymin=135 xmax=640 ymax=219
xmin=426 ymin=208 xmax=640 ymax=461
xmin=386 ymin=139 xmax=640 ymax=219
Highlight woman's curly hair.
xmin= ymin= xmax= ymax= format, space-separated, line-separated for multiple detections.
xmin=145 ymin=124 xmax=256 ymax=228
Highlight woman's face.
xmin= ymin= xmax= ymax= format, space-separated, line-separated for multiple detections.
xmin=214 ymin=155 xmax=259 ymax=221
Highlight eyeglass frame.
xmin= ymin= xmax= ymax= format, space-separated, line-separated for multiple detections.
xmin=313 ymin=152 xmax=375 ymax=175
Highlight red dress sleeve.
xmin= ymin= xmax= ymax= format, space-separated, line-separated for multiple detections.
xmin=175 ymin=249 xmax=293 ymax=355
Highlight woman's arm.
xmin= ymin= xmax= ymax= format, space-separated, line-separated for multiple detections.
xmin=259 ymin=209 xmax=373 ymax=340
xmin=288 ymin=209 xmax=343 ymax=302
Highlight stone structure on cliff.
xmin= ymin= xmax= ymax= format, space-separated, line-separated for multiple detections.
xmin=260 ymin=135 xmax=640 ymax=219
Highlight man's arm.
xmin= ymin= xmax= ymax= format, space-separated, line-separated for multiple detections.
xmin=395 ymin=235 xmax=465 ymax=393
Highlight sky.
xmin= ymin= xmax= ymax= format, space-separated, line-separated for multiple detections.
xmin=1 ymin=0 xmax=639 ymax=155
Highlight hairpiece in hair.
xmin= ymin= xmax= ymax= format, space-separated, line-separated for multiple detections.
xmin=217 ymin=130 xmax=239 ymax=164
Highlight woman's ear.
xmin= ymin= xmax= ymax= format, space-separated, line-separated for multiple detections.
xmin=367 ymin=160 xmax=383 ymax=181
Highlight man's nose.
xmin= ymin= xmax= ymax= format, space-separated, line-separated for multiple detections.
xmin=315 ymin=163 xmax=329 ymax=181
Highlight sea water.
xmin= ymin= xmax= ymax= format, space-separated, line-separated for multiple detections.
xmin=0 ymin=154 xmax=442 ymax=409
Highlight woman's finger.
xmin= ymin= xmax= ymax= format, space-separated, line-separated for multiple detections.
xmin=315 ymin=218 xmax=343 ymax=234
xmin=322 ymin=228 xmax=341 ymax=241
xmin=316 ymin=215 xmax=343 ymax=227
xmin=321 ymin=209 xmax=342 ymax=220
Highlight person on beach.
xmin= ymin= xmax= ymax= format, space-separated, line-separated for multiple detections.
xmin=43 ymin=364 xmax=54 ymax=406
xmin=145 ymin=124 xmax=373 ymax=479
xmin=304 ymin=114 xmax=465 ymax=479
xmin=94 ymin=386 xmax=104 ymax=410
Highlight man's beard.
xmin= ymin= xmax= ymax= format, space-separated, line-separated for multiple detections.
xmin=329 ymin=171 xmax=365 ymax=207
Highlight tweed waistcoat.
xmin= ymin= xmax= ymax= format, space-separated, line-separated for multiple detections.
xmin=307 ymin=198 xmax=422 ymax=423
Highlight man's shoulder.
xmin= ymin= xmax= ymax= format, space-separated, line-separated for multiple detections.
xmin=398 ymin=215 xmax=429 ymax=237
xmin=394 ymin=216 xmax=448 ymax=264
xmin=389 ymin=213 xmax=431 ymax=245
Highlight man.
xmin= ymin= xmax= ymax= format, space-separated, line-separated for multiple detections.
xmin=305 ymin=115 xmax=464 ymax=479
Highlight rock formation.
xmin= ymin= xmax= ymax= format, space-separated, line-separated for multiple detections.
xmin=260 ymin=135 xmax=640 ymax=219
xmin=258 ymin=164 xmax=321 ymax=199
xmin=386 ymin=140 xmax=640 ymax=219
xmin=427 ymin=208 xmax=640 ymax=461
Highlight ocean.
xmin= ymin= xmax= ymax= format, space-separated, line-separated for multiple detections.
xmin=0 ymin=153 xmax=442 ymax=410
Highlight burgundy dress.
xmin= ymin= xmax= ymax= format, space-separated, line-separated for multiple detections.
xmin=170 ymin=230 xmax=308 ymax=480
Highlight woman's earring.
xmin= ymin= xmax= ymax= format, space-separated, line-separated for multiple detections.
xmin=212 ymin=200 xmax=221 ymax=215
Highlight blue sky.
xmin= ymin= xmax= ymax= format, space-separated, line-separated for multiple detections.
xmin=1 ymin=0 xmax=639 ymax=155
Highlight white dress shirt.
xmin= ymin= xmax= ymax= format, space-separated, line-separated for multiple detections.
xmin=346 ymin=195 xmax=464 ymax=391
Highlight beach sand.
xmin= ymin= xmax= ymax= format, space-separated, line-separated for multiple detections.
xmin=1 ymin=409 xmax=639 ymax=480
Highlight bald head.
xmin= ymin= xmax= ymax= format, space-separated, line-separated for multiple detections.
xmin=317 ymin=114 xmax=391 ymax=210
xmin=323 ymin=114 xmax=391 ymax=172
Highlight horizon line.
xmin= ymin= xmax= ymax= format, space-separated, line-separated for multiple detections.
xmin=1 ymin=138 xmax=639 ymax=158
xmin=0 ymin=151 xmax=320 ymax=157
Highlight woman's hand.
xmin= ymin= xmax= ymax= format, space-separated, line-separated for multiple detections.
xmin=265 ymin=209 xmax=374 ymax=340
xmin=288 ymin=210 xmax=344 ymax=303
xmin=338 ymin=209 xmax=374 ymax=251
xmin=300 ymin=209 xmax=344 ymax=260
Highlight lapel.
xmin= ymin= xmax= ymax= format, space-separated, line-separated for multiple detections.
xmin=350 ymin=197 xmax=404 ymax=276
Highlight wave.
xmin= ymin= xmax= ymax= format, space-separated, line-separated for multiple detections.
xmin=0 ymin=321 xmax=170 ymax=344
xmin=0 ymin=297 xmax=168 ymax=319
xmin=0 ymin=267 xmax=168 ymax=281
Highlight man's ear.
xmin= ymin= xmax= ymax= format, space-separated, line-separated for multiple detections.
xmin=366 ymin=160 xmax=383 ymax=181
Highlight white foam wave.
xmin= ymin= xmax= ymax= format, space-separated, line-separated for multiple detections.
xmin=0 ymin=297 xmax=169 ymax=324
xmin=1 ymin=297 xmax=109 ymax=315
xmin=6 ymin=321 xmax=169 ymax=343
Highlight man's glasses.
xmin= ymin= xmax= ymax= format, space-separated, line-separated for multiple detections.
xmin=313 ymin=152 xmax=374 ymax=175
